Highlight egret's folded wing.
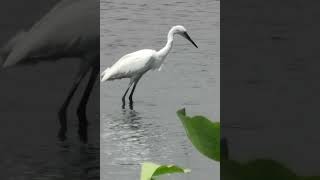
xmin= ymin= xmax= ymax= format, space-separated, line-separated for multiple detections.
xmin=103 ymin=49 xmax=156 ymax=81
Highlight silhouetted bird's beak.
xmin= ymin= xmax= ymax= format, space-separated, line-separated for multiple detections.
xmin=183 ymin=32 xmax=198 ymax=48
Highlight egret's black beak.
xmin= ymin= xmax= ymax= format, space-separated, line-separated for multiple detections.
xmin=183 ymin=32 xmax=198 ymax=48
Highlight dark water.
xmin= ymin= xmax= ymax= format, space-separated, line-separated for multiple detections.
xmin=0 ymin=62 xmax=100 ymax=180
xmin=0 ymin=1 xmax=99 ymax=179
xmin=221 ymin=1 xmax=320 ymax=176
xmin=100 ymin=0 xmax=220 ymax=179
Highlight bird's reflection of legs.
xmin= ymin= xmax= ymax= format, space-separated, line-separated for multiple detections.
xmin=121 ymin=108 xmax=141 ymax=124
xmin=77 ymin=62 xmax=99 ymax=143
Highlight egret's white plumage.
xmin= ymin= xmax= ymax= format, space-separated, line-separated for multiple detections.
xmin=101 ymin=25 xmax=198 ymax=105
xmin=101 ymin=49 xmax=156 ymax=82
xmin=0 ymin=0 xmax=99 ymax=141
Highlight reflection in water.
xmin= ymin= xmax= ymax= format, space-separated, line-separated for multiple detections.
xmin=102 ymin=109 xmax=151 ymax=166
xmin=101 ymin=105 xmax=197 ymax=179
xmin=101 ymin=109 xmax=159 ymax=179
xmin=120 ymin=108 xmax=142 ymax=125
xmin=0 ymin=118 xmax=99 ymax=179
xmin=56 ymin=143 xmax=99 ymax=179
xmin=121 ymin=98 xmax=135 ymax=110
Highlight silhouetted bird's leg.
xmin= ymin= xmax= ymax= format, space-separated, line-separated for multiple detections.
xmin=58 ymin=61 xmax=91 ymax=141
xmin=77 ymin=62 xmax=99 ymax=143
xmin=122 ymin=79 xmax=134 ymax=109
xmin=129 ymin=75 xmax=142 ymax=104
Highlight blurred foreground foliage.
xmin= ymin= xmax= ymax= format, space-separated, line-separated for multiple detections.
xmin=140 ymin=162 xmax=190 ymax=180
xmin=140 ymin=108 xmax=320 ymax=180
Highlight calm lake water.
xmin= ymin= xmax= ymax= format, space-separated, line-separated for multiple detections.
xmin=100 ymin=0 xmax=220 ymax=179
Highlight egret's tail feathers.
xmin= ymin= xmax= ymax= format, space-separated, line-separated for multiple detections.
xmin=1 ymin=30 xmax=28 ymax=68
xmin=101 ymin=67 xmax=111 ymax=82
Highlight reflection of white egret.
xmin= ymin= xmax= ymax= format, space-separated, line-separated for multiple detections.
xmin=101 ymin=25 xmax=198 ymax=106
xmin=0 ymin=0 xmax=99 ymax=142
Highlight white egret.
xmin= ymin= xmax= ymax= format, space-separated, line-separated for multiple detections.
xmin=0 ymin=0 xmax=99 ymax=142
xmin=101 ymin=25 xmax=198 ymax=108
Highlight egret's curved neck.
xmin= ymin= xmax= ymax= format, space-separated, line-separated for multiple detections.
xmin=156 ymin=29 xmax=174 ymax=60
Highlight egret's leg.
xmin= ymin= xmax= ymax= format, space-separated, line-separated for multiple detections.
xmin=129 ymin=76 xmax=142 ymax=103
xmin=58 ymin=73 xmax=86 ymax=140
xmin=58 ymin=62 xmax=91 ymax=141
xmin=77 ymin=63 xmax=99 ymax=143
xmin=122 ymin=80 xmax=134 ymax=108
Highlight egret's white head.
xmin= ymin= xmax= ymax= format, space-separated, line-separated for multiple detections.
xmin=171 ymin=25 xmax=198 ymax=48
